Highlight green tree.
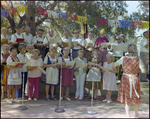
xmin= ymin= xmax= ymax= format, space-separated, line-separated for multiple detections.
xmin=137 ymin=1 xmax=149 ymax=21
xmin=1 ymin=0 xmax=139 ymax=42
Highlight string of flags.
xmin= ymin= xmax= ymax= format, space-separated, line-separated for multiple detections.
xmin=1 ymin=5 xmax=149 ymax=30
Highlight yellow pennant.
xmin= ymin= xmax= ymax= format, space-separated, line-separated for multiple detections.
xmin=17 ymin=6 xmax=28 ymax=15
xmin=141 ymin=22 xmax=149 ymax=30
xmin=77 ymin=16 xmax=87 ymax=24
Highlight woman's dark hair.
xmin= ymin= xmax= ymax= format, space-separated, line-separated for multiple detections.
xmin=10 ymin=47 xmax=17 ymax=52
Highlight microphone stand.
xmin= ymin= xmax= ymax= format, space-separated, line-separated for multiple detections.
xmin=87 ymin=53 xmax=96 ymax=114
xmin=55 ymin=51 xmax=65 ymax=113
xmin=18 ymin=51 xmax=28 ymax=110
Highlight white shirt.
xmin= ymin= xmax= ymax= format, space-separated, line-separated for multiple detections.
xmin=116 ymin=56 xmax=145 ymax=69
xmin=43 ymin=35 xmax=57 ymax=48
xmin=138 ymin=37 xmax=149 ymax=53
xmin=1 ymin=34 xmax=11 ymax=43
xmin=32 ymin=35 xmax=45 ymax=45
xmin=10 ymin=32 xmax=23 ymax=42
xmin=22 ymin=32 xmax=33 ymax=44
xmin=59 ymin=36 xmax=72 ymax=46
xmin=44 ymin=54 xmax=58 ymax=64
xmin=72 ymin=35 xmax=85 ymax=50
xmin=112 ymin=41 xmax=124 ymax=57
xmin=28 ymin=58 xmax=43 ymax=78
xmin=17 ymin=53 xmax=28 ymax=72
xmin=84 ymin=38 xmax=95 ymax=51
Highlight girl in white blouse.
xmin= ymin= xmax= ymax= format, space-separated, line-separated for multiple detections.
xmin=44 ymin=47 xmax=60 ymax=101
xmin=6 ymin=47 xmax=23 ymax=104
xmin=27 ymin=49 xmax=43 ymax=101
xmin=16 ymin=45 xmax=28 ymax=98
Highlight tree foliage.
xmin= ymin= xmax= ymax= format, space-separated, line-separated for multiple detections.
xmin=137 ymin=1 xmax=149 ymax=21
xmin=1 ymin=1 xmax=140 ymax=43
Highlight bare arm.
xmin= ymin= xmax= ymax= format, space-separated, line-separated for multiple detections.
xmin=7 ymin=65 xmax=22 ymax=69
xmin=144 ymin=41 xmax=149 ymax=48
xmin=112 ymin=62 xmax=120 ymax=71
xmin=140 ymin=67 xmax=146 ymax=74
xmin=43 ymin=63 xmax=54 ymax=68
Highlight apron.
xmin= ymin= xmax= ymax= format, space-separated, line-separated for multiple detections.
xmin=7 ymin=56 xmax=22 ymax=85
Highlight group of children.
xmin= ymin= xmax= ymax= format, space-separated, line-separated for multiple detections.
xmin=1 ymin=43 xmax=118 ymax=104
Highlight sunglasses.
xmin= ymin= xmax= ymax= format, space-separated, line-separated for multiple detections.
xmin=116 ymin=39 xmax=120 ymax=40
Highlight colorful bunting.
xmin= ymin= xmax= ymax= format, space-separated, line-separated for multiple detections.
xmin=97 ymin=18 xmax=109 ymax=26
xmin=141 ymin=22 xmax=149 ymax=29
xmin=56 ymin=12 xmax=67 ymax=19
xmin=77 ymin=16 xmax=87 ymax=24
xmin=1 ymin=9 xmax=9 ymax=17
xmin=36 ymin=8 xmax=48 ymax=16
xmin=1 ymin=5 xmax=149 ymax=30
xmin=67 ymin=14 xmax=73 ymax=20
xmin=73 ymin=15 xmax=78 ymax=22
xmin=7 ymin=8 xmax=17 ymax=17
xmin=17 ymin=6 xmax=28 ymax=15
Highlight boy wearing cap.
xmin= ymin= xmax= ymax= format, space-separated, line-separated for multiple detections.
xmin=10 ymin=24 xmax=27 ymax=52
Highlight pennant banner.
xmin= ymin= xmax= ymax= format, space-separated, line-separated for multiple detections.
xmin=77 ymin=16 xmax=87 ymax=24
xmin=36 ymin=7 xmax=48 ymax=16
xmin=1 ymin=9 xmax=9 ymax=17
xmin=56 ymin=12 xmax=67 ymax=19
xmin=97 ymin=18 xmax=109 ymax=26
xmin=7 ymin=8 xmax=17 ymax=17
xmin=1 ymin=5 xmax=149 ymax=30
xmin=17 ymin=6 xmax=28 ymax=15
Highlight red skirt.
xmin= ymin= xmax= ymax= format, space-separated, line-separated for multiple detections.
xmin=5 ymin=69 xmax=21 ymax=90
xmin=117 ymin=74 xmax=141 ymax=104
xmin=61 ymin=68 xmax=74 ymax=87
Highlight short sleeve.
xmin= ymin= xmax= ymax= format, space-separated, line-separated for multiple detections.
xmin=140 ymin=37 xmax=147 ymax=47
xmin=39 ymin=58 xmax=43 ymax=66
xmin=58 ymin=57 xmax=62 ymax=62
xmin=59 ymin=39 xmax=63 ymax=45
xmin=44 ymin=56 xmax=48 ymax=64
xmin=84 ymin=39 xmax=88 ymax=46
xmin=43 ymin=37 xmax=48 ymax=44
xmin=103 ymin=62 xmax=107 ymax=68
xmin=116 ymin=56 xmax=123 ymax=66
xmin=81 ymin=39 xmax=85 ymax=46
xmin=32 ymin=36 xmax=37 ymax=45
xmin=1 ymin=53 xmax=3 ymax=61
xmin=6 ymin=56 xmax=13 ymax=65
xmin=106 ymin=38 xmax=109 ymax=42
xmin=10 ymin=35 xmax=16 ymax=42
xmin=139 ymin=58 xmax=145 ymax=69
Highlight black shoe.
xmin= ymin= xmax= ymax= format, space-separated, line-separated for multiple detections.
xmin=50 ymin=97 xmax=56 ymax=101
xmin=89 ymin=97 xmax=94 ymax=99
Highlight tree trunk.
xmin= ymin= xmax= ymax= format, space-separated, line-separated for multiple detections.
xmin=26 ymin=1 xmax=36 ymax=36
